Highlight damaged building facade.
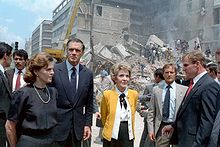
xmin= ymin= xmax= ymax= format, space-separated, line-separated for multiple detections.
xmin=143 ymin=0 xmax=220 ymax=53
xmin=36 ymin=0 xmax=220 ymax=58
xmin=50 ymin=0 xmax=220 ymax=75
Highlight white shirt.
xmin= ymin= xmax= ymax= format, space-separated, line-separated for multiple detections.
xmin=0 ymin=64 xmax=5 ymax=76
xmin=192 ymin=71 xmax=207 ymax=87
xmin=162 ymin=81 xmax=176 ymax=122
xmin=112 ymin=86 xmax=134 ymax=140
xmin=66 ymin=60 xmax=79 ymax=90
xmin=214 ymin=77 xmax=220 ymax=85
xmin=12 ymin=68 xmax=26 ymax=91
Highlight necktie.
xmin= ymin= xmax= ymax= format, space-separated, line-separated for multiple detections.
xmin=71 ymin=67 xmax=77 ymax=94
xmin=15 ymin=70 xmax=22 ymax=90
xmin=163 ymin=85 xmax=171 ymax=119
xmin=185 ymin=80 xmax=194 ymax=97
xmin=119 ymin=93 xmax=127 ymax=110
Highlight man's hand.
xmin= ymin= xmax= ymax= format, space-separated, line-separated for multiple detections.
xmin=149 ymin=132 xmax=155 ymax=141
xmin=162 ymin=125 xmax=174 ymax=136
xmin=140 ymin=109 xmax=148 ymax=117
xmin=95 ymin=112 xmax=101 ymax=120
xmin=83 ymin=126 xmax=91 ymax=140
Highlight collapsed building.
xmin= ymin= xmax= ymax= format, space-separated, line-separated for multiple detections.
xmin=49 ymin=0 xmax=219 ymax=92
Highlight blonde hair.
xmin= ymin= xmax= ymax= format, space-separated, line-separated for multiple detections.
xmin=110 ymin=62 xmax=131 ymax=84
xmin=182 ymin=51 xmax=206 ymax=68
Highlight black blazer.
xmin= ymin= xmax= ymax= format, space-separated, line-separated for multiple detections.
xmin=5 ymin=69 xmax=15 ymax=92
xmin=0 ymin=71 xmax=12 ymax=119
xmin=51 ymin=62 xmax=93 ymax=141
xmin=171 ymin=73 xmax=220 ymax=147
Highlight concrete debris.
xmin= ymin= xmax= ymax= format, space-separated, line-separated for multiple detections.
xmin=146 ymin=35 xmax=164 ymax=47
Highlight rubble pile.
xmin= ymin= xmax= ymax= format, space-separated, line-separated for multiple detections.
xmin=93 ymin=41 xmax=168 ymax=93
xmin=121 ymin=55 xmax=165 ymax=93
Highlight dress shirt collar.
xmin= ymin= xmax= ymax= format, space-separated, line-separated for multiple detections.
xmin=114 ymin=85 xmax=128 ymax=96
xmin=0 ymin=64 xmax=5 ymax=74
xmin=164 ymin=81 xmax=176 ymax=89
xmin=193 ymin=71 xmax=207 ymax=86
xmin=66 ymin=60 xmax=79 ymax=73
xmin=15 ymin=68 xmax=26 ymax=74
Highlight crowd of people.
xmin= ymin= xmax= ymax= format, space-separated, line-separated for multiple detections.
xmin=0 ymin=38 xmax=220 ymax=147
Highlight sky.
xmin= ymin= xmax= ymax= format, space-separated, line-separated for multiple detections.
xmin=0 ymin=0 xmax=63 ymax=48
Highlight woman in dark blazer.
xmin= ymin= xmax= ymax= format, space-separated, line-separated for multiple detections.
xmin=5 ymin=52 xmax=57 ymax=147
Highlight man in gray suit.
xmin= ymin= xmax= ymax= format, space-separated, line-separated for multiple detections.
xmin=147 ymin=64 xmax=187 ymax=147
xmin=0 ymin=42 xmax=12 ymax=147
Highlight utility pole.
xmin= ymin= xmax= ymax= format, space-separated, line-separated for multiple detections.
xmin=15 ymin=42 xmax=18 ymax=50
xmin=89 ymin=0 xmax=95 ymax=72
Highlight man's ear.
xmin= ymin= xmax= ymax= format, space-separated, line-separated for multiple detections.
xmin=3 ymin=53 xmax=7 ymax=60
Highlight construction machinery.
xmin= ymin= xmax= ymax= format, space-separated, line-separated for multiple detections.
xmin=44 ymin=0 xmax=81 ymax=62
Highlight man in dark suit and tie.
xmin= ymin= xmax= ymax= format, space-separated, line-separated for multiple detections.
xmin=163 ymin=51 xmax=220 ymax=147
xmin=0 ymin=42 xmax=12 ymax=147
xmin=5 ymin=49 xmax=28 ymax=92
xmin=52 ymin=38 xmax=93 ymax=147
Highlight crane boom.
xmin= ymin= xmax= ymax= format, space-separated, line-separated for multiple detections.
xmin=44 ymin=0 xmax=82 ymax=62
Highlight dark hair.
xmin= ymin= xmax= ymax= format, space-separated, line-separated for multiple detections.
xmin=154 ymin=68 xmax=164 ymax=80
xmin=24 ymin=52 xmax=53 ymax=84
xmin=0 ymin=42 xmax=12 ymax=59
xmin=13 ymin=49 xmax=28 ymax=60
xmin=66 ymin=38 xmax=85 ymax=51
xmin=207 ymin=63 xmax=217 ymax=75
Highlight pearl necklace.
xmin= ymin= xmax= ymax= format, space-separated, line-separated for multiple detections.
xmin=33 ymin=85 xmax=51 ymax=104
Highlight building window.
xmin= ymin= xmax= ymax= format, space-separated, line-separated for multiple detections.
xmin=213 ymin=26 xmax=219 ymax=40
xmin=200 ymin=0 xmax=205 ymax=8
xmin=214 ymin=8 xmax=220 ymax=24
xmin=96 ymin=6 xmax=102 ymax=16
xmin=187 ymin=0 xmax=192 ymax=13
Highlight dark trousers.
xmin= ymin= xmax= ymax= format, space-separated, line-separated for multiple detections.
xmin=139 ymin=121 xmax=155 ymax=147
xmin=54 ymin=130 xmax=81 ymax=147
xmin=103 ymin=122 xmax=134 ymax=147
xmin=17 ymin=135 xmax=54 ymax=147
xmin=0 ymin=118 xmax=6 ymax=147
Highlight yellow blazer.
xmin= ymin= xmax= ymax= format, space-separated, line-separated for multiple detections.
xmin=100 ymin=88 xmax=139 ymax=141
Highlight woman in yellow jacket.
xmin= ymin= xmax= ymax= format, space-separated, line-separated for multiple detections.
xmin=100 ymin=62 xmax=139 ymax=147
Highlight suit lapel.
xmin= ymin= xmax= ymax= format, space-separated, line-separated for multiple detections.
xmin=110 ymin=89 xmax=119 ymax=110
xmin=127 ymin=90 xmax=134 ymax=108
xmin=0 ymin=71 xmax=11 ymax=98
xmin=5 ymin=69 xmax=14 ymax=91
xmin=177 ymin=74 xmax=207 ymax=117
xmin=175 ymin=85 xmax=185 ymax=114
xmin=156 ymin=86 xmax=163 ymax=116
xmin=72 ymin=64 xmax=85 ymax=105
xmin=58 ymin=62 xmax=74 ymax=103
